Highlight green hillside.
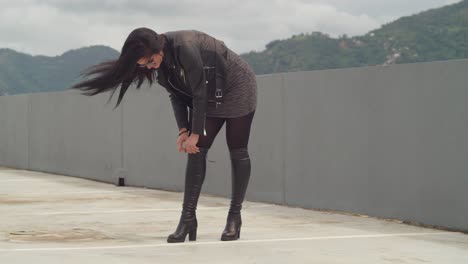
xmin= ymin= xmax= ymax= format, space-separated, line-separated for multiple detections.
xmin=0 ymin=46 xmax=119 ymax=95
xmin=241 ymin=0 xmax=468 ymax=74
xmin=1 ymin=1 xmax=467 ymax=94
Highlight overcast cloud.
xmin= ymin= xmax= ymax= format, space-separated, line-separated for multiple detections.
xmin=0 ymin=0 xmax=461 ymax=56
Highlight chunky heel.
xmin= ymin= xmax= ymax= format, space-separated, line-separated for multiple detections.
xmin=221 ymin=213 xmax=242 ymax=241
xmin=167 ymin=214 xmax=198 ymax=243
xmin=189 ymin=229 xmax=197 ymax=241
xmin=167 ymin=225 xmax=197 ymax=243
xmin=221 ymin=226 xmax=241 ymax=241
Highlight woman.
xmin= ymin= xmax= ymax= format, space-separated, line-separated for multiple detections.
xmin=72 ymin=27 xmax=257 ymax=243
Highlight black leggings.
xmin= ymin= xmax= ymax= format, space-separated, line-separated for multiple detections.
xmin=195 ymin=111 xmax=255 ymax=150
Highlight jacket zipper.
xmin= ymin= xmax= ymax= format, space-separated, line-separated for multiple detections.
xmin=168 ymin=73 xmax=207 ymax=136
xmin=167 ymin=75 xmax=192 ymax=98
xmin=203 ymin=113 xmax=207 ymax=136
xmin=168 ymin=75 xmax=217 ymax=103
xmin=180 ymin=68 xmax=186 ymax=84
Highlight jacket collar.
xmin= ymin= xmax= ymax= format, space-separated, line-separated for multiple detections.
xmin=157 ymin=35 xmax=174 ymax=85
xmin=161 ymin=34 xmax=178 ymax=69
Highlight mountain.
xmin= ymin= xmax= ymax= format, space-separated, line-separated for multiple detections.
xmin=1 ymin=1 xmax=468 ymax=95
xmin=241 ymin=0 xmax=468 ymax=74
xmin=0 ymin=46 xmax=119 ymax=95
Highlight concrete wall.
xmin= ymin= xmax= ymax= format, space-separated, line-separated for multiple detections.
xmin=0 ymin=94 xmax=29 ymax=169
xmin=1 ymin=59 xmax=467 ymax=232
xmin=27 ymin=91 xmax=123 ymax=182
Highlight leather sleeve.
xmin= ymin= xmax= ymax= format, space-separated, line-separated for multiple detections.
xmin=178 ymin=41 xmax=207 ymax=135
xmin=168 ymin=92 xmax=189 ymax=131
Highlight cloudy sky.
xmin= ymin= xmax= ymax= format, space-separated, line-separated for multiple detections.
xmin=0 ymin=0 xmax=461 ymax=57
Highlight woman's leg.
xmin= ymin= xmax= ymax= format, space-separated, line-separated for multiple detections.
xmin=221 ymin=110 xmax=256 ymax=240
xmin=168 ymin=116 xmax=225 ymax=243
xmin=196 ymin=116 xmax=226 ymax=149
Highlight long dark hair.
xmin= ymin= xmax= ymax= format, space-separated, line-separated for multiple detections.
xmin=71 ymin=27 xmax=166 ymax=109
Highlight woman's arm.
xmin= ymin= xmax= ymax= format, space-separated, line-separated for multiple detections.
xmin=169 ymin=92 xmax=190 ymax=132
xmin=178 ymin=41 xmax=207 ymax=136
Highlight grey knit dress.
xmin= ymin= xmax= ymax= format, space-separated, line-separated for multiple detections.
xmin=205 ymin=48 xmax=257 ymax=118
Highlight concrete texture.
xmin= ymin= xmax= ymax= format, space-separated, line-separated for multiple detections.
xmin=120 ymin=85 xmax=185 ymax=191
xmin=1 ymin=59 xmax=468 ymax=232
xmin=1 ymin=167 xmax=467 ymax=263
xmin=27 ymin=91 xmax=123 ymax=182
xmin=0 ymin=94 xmax=29 ymax=169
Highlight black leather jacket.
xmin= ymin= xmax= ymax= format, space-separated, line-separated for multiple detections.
xmin=157 ymin=30 xmax=229 ymax=136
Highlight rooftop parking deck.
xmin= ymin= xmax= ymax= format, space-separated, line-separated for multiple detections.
xmin=0 ymin=167 xmax=467 ymax=263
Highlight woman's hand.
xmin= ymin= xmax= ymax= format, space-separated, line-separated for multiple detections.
xmin=185 ymin=133 xmax=200 ymax=154
xmin=176 ymin=132 xmax=200 ymax=154
xmin=177 ymin=132 xmax=189 ymax=153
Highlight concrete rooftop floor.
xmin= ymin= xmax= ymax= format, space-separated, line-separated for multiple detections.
xmin=0 ymin=167 xmax=467 ymax=263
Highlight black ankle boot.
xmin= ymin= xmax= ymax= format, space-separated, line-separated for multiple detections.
xmin=167 ymin=211 xmax=198 ymax=243
xmin=167 ymin=147 xmax=209 ymax=243
xmin=221 ymin=212 xmax=242 ymax=241
xmin=221 ymin=148 xmax=251 ymax=241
